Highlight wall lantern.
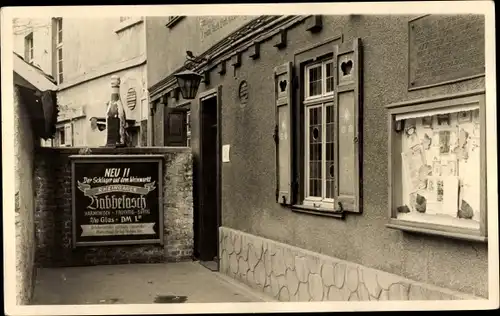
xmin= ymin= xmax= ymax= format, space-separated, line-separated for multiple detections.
xmin=174 ymin=51 xmax=208 ymax=100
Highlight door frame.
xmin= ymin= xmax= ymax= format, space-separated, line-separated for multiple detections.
xmin=197 ymin=86 xmax=222 ymax=269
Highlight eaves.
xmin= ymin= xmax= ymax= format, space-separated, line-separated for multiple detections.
xmin=57 ymin=55 xmax=147 ymax=92
xmin=149 ymin=15 xmax=310 ymax=101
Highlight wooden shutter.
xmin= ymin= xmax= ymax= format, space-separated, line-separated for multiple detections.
xmin=164 ymin=107 xmax=187 ymax=146
xmin=274 ymin=62 xmax=294 ymax=205
xmin=333 ymin=38 xmax=363 ymax=213
xmin=64 ymin=123 xmax=73 ymax=147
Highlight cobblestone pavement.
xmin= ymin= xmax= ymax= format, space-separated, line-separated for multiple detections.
xmin=32 ymin=261 xmax=273 ymax=305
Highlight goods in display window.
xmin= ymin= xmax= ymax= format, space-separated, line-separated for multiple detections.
xmin=397 ymin=106 xmax=481 ymax=230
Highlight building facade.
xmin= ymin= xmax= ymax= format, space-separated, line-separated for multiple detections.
xmin=13 ymin=17 xmax=149 ymax=148
xmin=146 ymin=15 xmax=263 ymax=268
xmin=148 ymin=14 xmax=489 ymax=301
xmin=146 ymin=15 xmax=255 ymax=147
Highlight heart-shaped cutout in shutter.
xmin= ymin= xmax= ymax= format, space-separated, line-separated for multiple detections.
xmin=341 ymin=60 xmax=353 ymax=76
xmin=279 ymin=80 xmax=287 ymax=92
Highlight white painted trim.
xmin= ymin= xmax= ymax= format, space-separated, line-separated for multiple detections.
xmin=114 ymin=17 xmax=143 ymax=34
xmin=304 ymin=59 xmax=334 ymax=101
xmin=13 ymin=53 xmax=56 ymax=92
xmin=198 ymin=87 xmax=218 ymax=101
xmin=395 ymin=103 xmax=480 ymax=121
xmin=57 ymin=55 xmax=146 ymax=91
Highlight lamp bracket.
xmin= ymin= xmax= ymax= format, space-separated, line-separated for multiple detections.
xmin=184 ymin=51 xmax=209 ymax=70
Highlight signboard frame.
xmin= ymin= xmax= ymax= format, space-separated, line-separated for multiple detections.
xmin=70 ymin=154 xmax=164 ymax=248
xmin=408 ymin=14 xmax=485 ymax=91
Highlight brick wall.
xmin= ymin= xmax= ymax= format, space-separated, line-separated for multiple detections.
xmin=34 ymin=146 xmax=193 ymax=267
xmin=140 ymin=120 xmax=148 ymax=146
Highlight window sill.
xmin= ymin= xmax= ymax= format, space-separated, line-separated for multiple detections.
xmin=114 ymin=17 xmax=143 ymax=34
xmin=165 ymin=16 xmax=184 ymax=29
xmin=386 ymin=221 xmax=487 ymax=243
xmin=291 ymin=204 xmax=345 ymax=219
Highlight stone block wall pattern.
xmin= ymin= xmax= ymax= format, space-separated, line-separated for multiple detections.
xmin=219 ymin=227 xmax=484 ymax=302
xmin=14 ymin=86 xmax=37 ymax=305
xmin=34 ymin=147 xmax=193 ymax=267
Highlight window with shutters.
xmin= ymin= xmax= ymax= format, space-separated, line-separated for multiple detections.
xmin=274 ymin=38 xmax=363 ymax=216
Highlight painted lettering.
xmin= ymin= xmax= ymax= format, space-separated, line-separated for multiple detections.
xmin=104 ymin=168 xmax=121 ymax=177
xmin=87 ymin=194 xmax=147 ymax=210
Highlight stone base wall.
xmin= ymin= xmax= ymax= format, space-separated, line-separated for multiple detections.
xmin=34 ymin=147 xmax=193 ymax=267
xmin=219 ymin=227 xmax=482 ymax=302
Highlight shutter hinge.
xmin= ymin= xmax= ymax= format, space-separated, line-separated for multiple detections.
xmin=281 ymin=195 xmax=287 ymax=205
xmin=335 ymin=201 xmax=344 ymax=212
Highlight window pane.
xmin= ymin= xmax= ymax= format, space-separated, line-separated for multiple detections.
xmin=326 ymin=179 xmax=334 ymax=199
xmin=57 ymin=47 xmax=63 ymax=83
xmin=326 ymin=62 xmax=334 ymax=93
xmin=186 ymin=111 xmax=191 ymax=134
xmin=308 ymin=65 xmax=322 ymax=97
xmin=396 ymin=108 xmax=481 ymax=226
xmin=325 ymin=103 xmax=335 ymax=198
xmin=308 ymin=106 xmax=322 ymax=197
xmin=309 ymin=180 xmax=322 ymax=197
xmin=59 ymin=129 xmax=65 ymax=144
xmin=57 ymin=19 xmax=63 ymax=44
xmin=309 ymin=143 xmax=322 ymax=160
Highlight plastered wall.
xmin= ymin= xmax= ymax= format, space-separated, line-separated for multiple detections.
xmin=190 ymin=15 xmax=487 ymax=298
xmin=146 ymin=16 xmax=255 ymax=89
xmin=14 ymin=87 xmax=37 ymax=305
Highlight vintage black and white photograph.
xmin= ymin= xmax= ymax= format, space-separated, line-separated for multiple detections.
xmin=1 ymin=2 xmax=498 ymax=315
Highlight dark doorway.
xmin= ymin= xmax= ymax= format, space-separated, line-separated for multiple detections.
xmin=195 ymin=94 xmax=220 ymax=271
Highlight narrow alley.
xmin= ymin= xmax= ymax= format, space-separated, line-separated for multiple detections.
xmin=32 ymin=261 xmax=272 ymax=305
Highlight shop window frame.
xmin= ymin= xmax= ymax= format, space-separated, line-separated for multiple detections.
xmin=385 ymin=89 xmax=487 ymax=242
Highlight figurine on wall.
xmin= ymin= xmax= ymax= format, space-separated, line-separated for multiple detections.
xmin=106 ymin=75 xmax=128 ymax=147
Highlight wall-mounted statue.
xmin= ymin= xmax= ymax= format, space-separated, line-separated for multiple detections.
xmin=106 ymin=75 xmax=128 ymax=147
